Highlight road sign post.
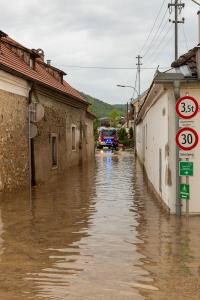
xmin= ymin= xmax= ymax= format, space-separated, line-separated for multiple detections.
xmin=176 ymin=95 xmax=199 ymax=216
xmin=180 ymin=183 xmax=190 ymax=201
xmin=176 ymin=96 xmax=199 ymax=119
xmin=179 ymin=161 xmax=193 ymax=176
xmin=176 ymin=127 xmax=199 ymax=151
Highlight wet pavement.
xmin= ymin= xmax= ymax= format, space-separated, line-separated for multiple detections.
xmin=0 ymin=150 xmax=200 ymax=299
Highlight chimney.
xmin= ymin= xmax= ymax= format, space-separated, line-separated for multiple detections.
xmin=36 ymin=48 xmax=44 ymax=62
xmin=47 ymin=59 xmax=51 ymax=65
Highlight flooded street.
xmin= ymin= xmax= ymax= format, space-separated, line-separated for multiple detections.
xmin=0 ymin=151 xmax=200 ymax=299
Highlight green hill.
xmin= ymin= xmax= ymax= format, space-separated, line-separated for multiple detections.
xmin=79 ymin=92 xmax=126 ymax=118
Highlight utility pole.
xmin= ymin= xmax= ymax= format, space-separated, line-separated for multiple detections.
xmin=136 ymin=55 xmax=142 ymax=97
xmin=168 ymin=0 xmax=185 ymax=60
xmin=168 ymin=1 xmax=185 ymax=217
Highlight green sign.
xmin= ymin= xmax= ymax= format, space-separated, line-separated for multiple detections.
xmin=179 ymin=161 xmax=194 ymax=176
xmin=180 ymin=184 xmax=190 ymax=200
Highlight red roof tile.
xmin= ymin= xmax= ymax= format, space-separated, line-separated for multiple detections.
xmin=0 ymin=33 xmax=86 ymax=103
xmin=171 ymin=47 xmax=198 ymax=76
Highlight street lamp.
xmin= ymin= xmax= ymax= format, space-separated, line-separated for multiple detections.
xmin=116 ymin=84 xmax=139 ymax=97
xmin=116 ymin=84 xmax=139 ymax=129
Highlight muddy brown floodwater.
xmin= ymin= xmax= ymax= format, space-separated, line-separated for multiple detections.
xmin=0 ymin=151 xmax=200 ymax=300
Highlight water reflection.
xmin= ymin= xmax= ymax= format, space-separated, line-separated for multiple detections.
xmin=0 ymin=163 xmax=96 ymax=300
xmin=133 ymin=159 xmax=200 ymax=300
xmin=0 ymin=152 xmax=199 ymax=299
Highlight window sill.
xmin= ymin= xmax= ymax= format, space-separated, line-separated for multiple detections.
xmin=52 ymin=165 xmax=58 ymax=170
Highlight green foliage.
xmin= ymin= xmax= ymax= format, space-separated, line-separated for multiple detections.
xmin=79 ymin=91 xmax=126 ymax=118
xmin=129 ymin=127 xmax=133 ymax=139
xmin=118 ymin=128 xmax=126 ymax=140
xmin=108 ymin=109 xmax=120 ymax=127
xmin=117 ymin=127 xmax=134 ymax=148
xmin=93 ymin=118 xmax=100 ymax=140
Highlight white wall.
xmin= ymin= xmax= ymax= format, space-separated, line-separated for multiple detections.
xmin=136 ymin=87 xmax=176 ymax=213
xmin=136 ymin=82 xmax=200 ymax=214
xmin=0 ymin=69 xmax=29 ymax=97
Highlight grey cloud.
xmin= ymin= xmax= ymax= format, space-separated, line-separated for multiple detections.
xmin=0 ymin=0 xmax=199 ymax=103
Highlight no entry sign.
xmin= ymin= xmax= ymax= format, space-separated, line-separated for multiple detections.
xmin=176 ymin=127 xmax=199 ymax=151
xmin=176 ymin=96 xmax=199 ymax=119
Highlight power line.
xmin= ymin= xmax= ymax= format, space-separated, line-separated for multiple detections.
xmin=182 ymin=24 xmax=189 ymax=51
xmin=140 ymin=0 xmax=167 ymax=54
xmin=55 ymin=65 xmax=170 ymax=70
xmin=147 ymin=24 xmax=174 ymax=64
xmin=142 ymin=7 xmax=169 ymax=58
xmin=144 ymin=18 xmax=169 ymax=60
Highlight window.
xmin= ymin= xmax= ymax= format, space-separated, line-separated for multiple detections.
xmin=51 ymin=134 xmax=58 ymax=168
xmin=84 ymin=124 xmax=88 ymax=144
xmin=159 ymin=148 xmax=162 ymax=192
xmin=72 ymin=126 xmax=76 ymax=150
xmin=30 ymin=58 xmax=34 ymax=69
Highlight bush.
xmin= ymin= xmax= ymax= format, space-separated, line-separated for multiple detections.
xmin=118 ymin=128 xmax=127 ymax=140
xmin=129 ymin=127 xmax=133 ymax=139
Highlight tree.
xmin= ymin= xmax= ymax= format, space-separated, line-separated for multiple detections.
xmin=108 ymin=109 xmax=120 ymax=127
xmin=129 ymin=127 xmax=133 ymax=139
xmin=118 ymin=128 xmax=126 ymax=141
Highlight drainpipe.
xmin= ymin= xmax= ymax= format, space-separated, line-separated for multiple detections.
xmin=173 ymin=80 xmax=181 ymax=217
xmin=28 ymin=83 xmax=36 ymax=192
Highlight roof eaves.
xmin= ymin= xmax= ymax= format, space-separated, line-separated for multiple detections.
xmin=2 ymin=38 xmax=40 ymax=57
xmin=0 ymin=62 xmax=88 ymax=106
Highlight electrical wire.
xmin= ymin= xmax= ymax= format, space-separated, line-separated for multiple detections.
xmin=142 ymin=7 xmax=169 ymax=58
xmin=140 ymin=0 xmax=167 ymax=54
xmin=55 ymin=65 xmax=170 ymax=70
xmin=147 ymin=25 xmax=174 ymax=65
xmin=144 ymin=18 xmax=170 ymax=61
xmin=147 ymin=23 xmax=173 ymax=64
xmin=182 ymin=24 xmax=189 ymax=52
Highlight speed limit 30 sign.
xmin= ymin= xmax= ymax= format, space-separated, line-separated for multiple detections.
xmin=176 ymin=96 xmax=199 ymax=119
xmin=176 ymin=127 xmax=199 ymax=151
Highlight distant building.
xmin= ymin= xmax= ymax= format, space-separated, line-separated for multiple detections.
xmin=135 ymin=43 xmax=200 ymax=214
xmin=0 ymin=31 xmax=95 ymax=191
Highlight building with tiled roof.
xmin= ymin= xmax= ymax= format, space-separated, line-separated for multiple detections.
xmin=135 ymin=37 xmax=200 ymax=215
xmin=0 ymin=31 xmax=95 ymax=191
xmin=171 ymin=46 xmax=198 ymax=77
xmin=0 ymin=30 xmax=86 ymax=103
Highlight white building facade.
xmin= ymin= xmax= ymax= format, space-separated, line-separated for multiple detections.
xmin=136 ymin=50 xmax=200 ymax=214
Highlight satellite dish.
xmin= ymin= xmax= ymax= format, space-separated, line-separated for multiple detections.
xmin=30 ymin=123 xmax=38 ymax=139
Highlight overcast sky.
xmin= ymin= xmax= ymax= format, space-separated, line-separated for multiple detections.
xmin=0 ymin=0 xmax=199 ymax=104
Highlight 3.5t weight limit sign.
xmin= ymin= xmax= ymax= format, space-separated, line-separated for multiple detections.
xmin=176 ymin=127 xmax=199 ymax=151
xmin=176 ymin=96 xmax=199 ymax=119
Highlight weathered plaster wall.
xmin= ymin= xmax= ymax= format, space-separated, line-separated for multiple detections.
xmin=136 ymin=90 xmax=175 ymax=212
xmin=0 ymin=89 xmax=29 ymax=191
xmin=33 ymin=89 xmax=94 ymax=184
xmin=0 ymin=69 xmax=94 ymax=191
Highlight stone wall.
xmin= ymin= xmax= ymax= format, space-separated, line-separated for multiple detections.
xmin=33 ymin=88 xmax=95 ymax=184
xmin=0 ymin=89 xmax=29 ymax=191
xmin=0 ymin=78 xmax=94 ymax=191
